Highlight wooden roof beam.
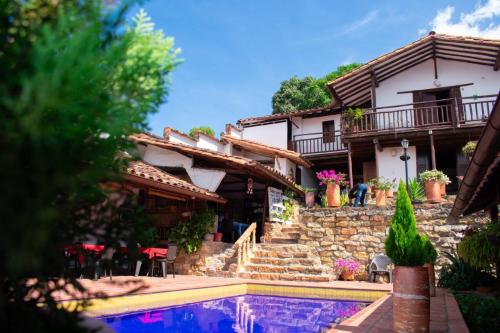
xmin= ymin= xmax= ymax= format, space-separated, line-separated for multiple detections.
xmin=494 ymin=47 xmax=500 ymax=71
xmin=370 ymin=68 xmax=379 ymax=87
xmin=327 ymin=85 xmax=343 ymax=107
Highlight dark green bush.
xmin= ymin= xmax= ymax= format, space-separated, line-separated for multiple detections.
xmin=385 ymin=181 xmax=436 ymax=266
xmin=454 ymin=293 xmax=500 ymax=333
xmin=168 ymin=210 xmax=216 ymax=254
xmin=438 ymin=252 xmax=485 ymax=290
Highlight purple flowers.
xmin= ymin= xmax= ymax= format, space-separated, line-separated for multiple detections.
xmin=316 ymin=169 xmax=349 ymax=186
xmin=333 ymin=258 xmax=361 ymax=274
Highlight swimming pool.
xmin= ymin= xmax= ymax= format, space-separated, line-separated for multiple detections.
xmin=101 ymin=294 xmax=370 ymax=333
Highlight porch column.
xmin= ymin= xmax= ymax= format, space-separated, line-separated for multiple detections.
xmin=429 ymin=130 xmax=436 ymax=169
xmin=347 ymin=141 xmax=353 ymax=189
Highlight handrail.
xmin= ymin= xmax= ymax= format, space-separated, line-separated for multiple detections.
xmin=235 ymin=222 xmax=257 ymax=272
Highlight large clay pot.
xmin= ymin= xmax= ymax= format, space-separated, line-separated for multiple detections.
xmin=386 ymin=189 xmax=394 ymax=198
xmin=326 ymin=183 xmax=340 ymax=207
xmin=440 ymin=182 xmax=446 ymax=197
xmin=393 ymin=266 xmax=430 ymax=333
xmin=424 ymin=181 xmax=441 ymax=203
xmin=424 ymin=263 xmax=436 ymax=297
xmin=341 ymin=271 xmax=355 ymax=281
xmin=213 ymin=232 xmax=223 ymax=242
xmin=305 ymin=192 xmax=315 ymax=208
xmin=374 ymin=189 xmax=386 ymax=206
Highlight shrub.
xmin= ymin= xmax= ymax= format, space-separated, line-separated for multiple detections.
xmin=408 ymin=178 xmax=425 ymax=201
xmin=457 ymin=223 xmax=500 ymax=270
xmin=344 ymin=107 xmax=365 ymax=120
xmin=454 ymin=293 xmax=500 ymax=333
xmin=461 ymin=141 xmax=477 ymax=156
xmin=385 ymin=181 xmax=436 ymax=266
xmin=438 ymin=252 xmax=483 ymax=290
xmin=168 ymin=210 xmax=216 ymax=254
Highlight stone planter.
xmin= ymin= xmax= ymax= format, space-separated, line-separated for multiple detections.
xmin=374 ymin=189 xmax=387 ymax=206
xmin=326 ymin=183 xmax=340 ymax=207
xmin=424 ymin=180 xmax=441 ymax=203
xmin=340 ymin=271 xmax=355 ymax=281
xmin=203 ymin=233 xmax=214 ymax=242
xmin=424 ymin=263 xmax=436 ymax=297
xmin=393 ymin=266 xmax=430 ymax=333
xmin=440 ymin=182 xmax=446 ymax=196
xmin=305 ymin=191 xmax=315 ymax=208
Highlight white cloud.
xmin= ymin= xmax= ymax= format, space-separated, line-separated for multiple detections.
xmin=421 ymin=0 xmax=500 ymax=38
xmin=337 ymin=10 xmax=378 ymax=37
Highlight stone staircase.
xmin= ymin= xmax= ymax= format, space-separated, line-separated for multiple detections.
xmin=205 ymin=247 xmax=238 ymax=278
xmin=238 ymin=223 xmax=333 ymax=282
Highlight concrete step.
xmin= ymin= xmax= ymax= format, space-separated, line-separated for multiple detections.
xmin=249 ymin=256 xmax=318 ymax=266
xmin=243 ymin=263 xmax=324 ymax=275
xmin=238 ymin=272 xmax=331 ymax=282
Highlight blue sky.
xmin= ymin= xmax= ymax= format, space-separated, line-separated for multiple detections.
xmin=131 ymin=1 xmax=499 ymax=136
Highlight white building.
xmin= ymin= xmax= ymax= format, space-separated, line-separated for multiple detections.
xmin=235 ymin=33 xmax=500 ymax=192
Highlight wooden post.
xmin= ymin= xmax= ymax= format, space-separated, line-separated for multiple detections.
xmin=429 ymin=130 xmax=436 ymax=169
xmin=347 ymin=142 xmax=354 ymax=189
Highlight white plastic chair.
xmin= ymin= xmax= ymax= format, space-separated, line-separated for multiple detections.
xmin=368 ymin=254 xmax=393 ymax=283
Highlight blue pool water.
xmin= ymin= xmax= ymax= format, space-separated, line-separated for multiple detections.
xmin=101 ymin=294 xmax=370 ymax=333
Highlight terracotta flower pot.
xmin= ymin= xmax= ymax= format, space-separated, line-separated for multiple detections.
xmin=326 ymin=183 xmax=340 ymax=207
xmin=305 ymin=192 xmax=315 ymax=208
xmin=393 ymin=266 xmax=430 ymax=333
xmin=424 ymin=263 xmax=436 ymax=297
xmin=374 ymin=189 xmax=387 ymax=206
xmin=341 ymin=271 xmax=355 ymax=281
xmin=385 ymin=189 xmax=394 ymax=198
xmin=203 ymin=233 xmax=214 ymax=242
xmin=424 ymin=181 xmax=441 ymax=203
xmin=440 ymin=182 xmax=446 ymax=197
xmin=213 ymin=232 xmax=223 ymax=242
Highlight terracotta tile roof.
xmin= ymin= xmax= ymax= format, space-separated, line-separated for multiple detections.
xmin=221 ymin=134 xmax=312 ymax=168
xmin=130 ymin=133 xmax=303 ymax=194
xmin=237 ymin=104 xmax=340 ymax=126
xmin=327 ymin=33 xmax=500 ymax=106
xmin=125 ymin=160 xmax=226 ymax=203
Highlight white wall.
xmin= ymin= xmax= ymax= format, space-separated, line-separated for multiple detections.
xmin=196 ymin=135 xmax=224 ymax=152
xmin=376 ymin=58 xmax=500 ymax=108
xmin=242 ymin=121 xmax=288 ymax=149
xmin=291 ymin=114 xmax=341 ymax=136
xmin=274 ymin=157 xmax=296 ymax=179
xmin=142 ymin=145 xmax=192 ymax=168
xmin=168 ymin=132 xmax=197 ymax=146
xmin=375 ymin=146 xmax=417 ymax=184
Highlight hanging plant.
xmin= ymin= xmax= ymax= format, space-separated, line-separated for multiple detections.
xmin=462 ymin=141 xmax=477 ymax=156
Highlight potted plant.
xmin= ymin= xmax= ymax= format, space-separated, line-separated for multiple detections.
xmin=385 ymin=181 xmax=437 ymax=333
xmin=304 ymin=188 xmax=317 ymax=208
xmin=462 ymin=141 xmax=477 ymax=160
xmin=439 ymin=174 xmax=450 ymax=197
xmin=344 ymin=107 xmax=365 ymax=133
xmin=368 ymin=177 xmax=389 ymax=206
xmin=386 ymin=178 xmax=397 ymax=198
xmin=423 ymin=241 xmax=438 ymax=297
xmin=334 ymin=258 xmax=360 ymax=281
xmin=316 ymin=170 xmax=348 ymax=207
xmin=419 ymin=169 xmax=446 ymax=203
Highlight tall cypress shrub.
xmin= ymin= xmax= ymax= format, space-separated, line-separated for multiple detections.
xmin=385 ymin=181 xmax=436 ymax=266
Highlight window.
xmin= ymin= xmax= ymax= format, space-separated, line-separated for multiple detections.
xmin=322 ymin=120 xmax=336 ymax=143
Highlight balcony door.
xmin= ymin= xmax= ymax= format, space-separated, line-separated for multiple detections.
xmin=412 ymin=87 xmax=459 ymax=126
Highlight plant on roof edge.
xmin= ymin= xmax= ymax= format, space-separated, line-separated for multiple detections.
xmin=188 ymin=126 xmax=215 ymax=138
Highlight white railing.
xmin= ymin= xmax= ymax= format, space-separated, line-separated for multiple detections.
xmin=235 ymin=222 xmax=257 ymax=272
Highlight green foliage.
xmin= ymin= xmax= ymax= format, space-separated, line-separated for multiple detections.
xmin=368 ymin=176 xmax=393 ymax=191
xmin=321 ymin=194 xmax=328 ymax=208
xmin=340 ymin=192 xmax=349 ymax=207
xmin=438 ymin=252 xmax=485 ymax=290
xmin=454 ymin=293 xmax=500 ymax=333
xmin=303 ymin=187 xmax=317 ymax=193
xmin=419 ymin=169 xmax=447 ymax=182
xmin=0 ymin=1 xmax=180 ymax=331
xmin=168 ymin=210 xmax=216 ymax=254
xmin=344 ymin=107 xmax=365 ymax=120
xmin=188 ymin=126 xmax=215 ymax=138
xmin=272 ymin=64 xmax=362 ymax=114
xmin=457 ymin=223 xmax=500 ymax=270
xmin=408 ymin=178 xmax=425 ymax=201
xmin=461 ymin=141 xmax=477 ymax=156
xmin=385 ymin=181 xmax=437 ymax=266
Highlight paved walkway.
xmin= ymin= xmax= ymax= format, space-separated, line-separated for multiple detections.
xmin=54 ymin=275 xmax=468 ymax=332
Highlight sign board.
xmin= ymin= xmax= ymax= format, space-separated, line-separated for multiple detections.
xmin=268 ymin=187 xmax=284 ymax=222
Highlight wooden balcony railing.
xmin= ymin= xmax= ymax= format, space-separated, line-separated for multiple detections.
xmin=235 ymin=222 xmax=257 ymax=272
xmin=291 ymin=131 xmax=347 ymax=155
xmin=341 ymin=95 xmax=496 ymax=136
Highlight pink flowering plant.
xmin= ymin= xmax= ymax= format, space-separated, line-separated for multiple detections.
xmin=333 ymin=258 xmax=361 ymax=275
xmin=316 ymin=169 xmax=349 ymax=186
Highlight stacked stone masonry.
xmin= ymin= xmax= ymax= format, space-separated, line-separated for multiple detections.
xmin=298 ymin=202 xmax=488 ymax=274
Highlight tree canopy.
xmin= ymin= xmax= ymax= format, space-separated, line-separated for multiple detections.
xmin=271 ymin=63 xmax=362 ymax=114
xmin=189 ymin=126 xmax=216 ymax=138
xmin=0 ymin=1 xmax=180 ymax=331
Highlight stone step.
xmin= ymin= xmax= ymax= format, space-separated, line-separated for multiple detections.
xmin=269 ymin=237 xmax=299 ymax=244
xmin=238 ymin=272 xmax=331 ymax=282
xmin=253 ymin=249 xmax=309 ymax=259
xmin=249 ymin=256 xmax=319 ymax=266
xmin=257 ymin=243 xmax=312 ymax=251
xmin=280 ymin=226 xmax=301 ymax=233
xmin=243 ymin=263 xmax=324 ymax=275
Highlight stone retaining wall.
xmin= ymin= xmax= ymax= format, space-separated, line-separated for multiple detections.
xmin=298 ymin=202 xmax=488 ymax=273
xmin=176 ymin=241 xmax=233 ymax=275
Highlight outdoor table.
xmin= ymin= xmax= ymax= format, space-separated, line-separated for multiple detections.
xmin=134 ymin=247 xmax=168 ymax=277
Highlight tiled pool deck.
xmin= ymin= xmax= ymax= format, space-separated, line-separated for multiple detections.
xmin=54 ymin=275 xmax=468 ymax=333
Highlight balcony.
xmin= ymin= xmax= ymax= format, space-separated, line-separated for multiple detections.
xmin=341 ymin=95 xmax=496 ymax=138
xmin=291 ymin=131 xmax=347 ymax=155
